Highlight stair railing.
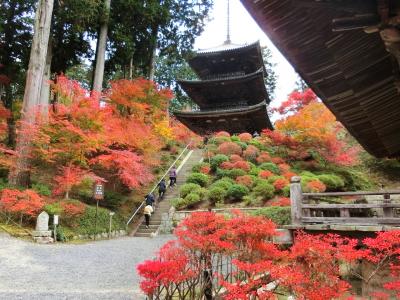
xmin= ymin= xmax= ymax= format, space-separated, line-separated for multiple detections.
xmin=126 ymin=140 xmax=193 ymax=227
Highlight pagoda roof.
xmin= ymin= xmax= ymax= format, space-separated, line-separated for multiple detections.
xmin=189 ymin=41 xmax=265 ymax=80
xmin=173 ymin=102 xmax=273 ymax=135
xmin=241 ymin=0 xmax=400 ymax=158
xmin=177 ymin=69 xmax=269 ymax=109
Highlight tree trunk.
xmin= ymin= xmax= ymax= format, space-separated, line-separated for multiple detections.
xmin=8 ymin=0 xmax=54 ymax=186
xmin=92 ymin=0 xmax=111 ymax=93
xmin=148 ymin=46 xmax=157 ymax=81
xmin=129 ymin=56 xmax=134 ymax=80
xmin=148 ymin=26 xmax=158 ymax=81
xmin=38 ymin=37 xmax=52 ymax=119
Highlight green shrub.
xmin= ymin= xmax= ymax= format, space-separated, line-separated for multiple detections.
xmin=282 ymin=186 xmax=290 ymax=197
xmin=211 ymin=178 xmax=234 ymax=190
xmin=208 ymin=187 xmax=227 ymax=204
xmin=44 ymin=202 xmax=63 ymax=215
xmin=317 ymin=174 xmax=345 ymax=191
xmin=300 ymin=171 xmax=316 ymax=177
xmin=249 ymin=166 xmax=261 ymax=176
xmin=73 ymin=176 xmax=95 ymax=200
xmin=192 ymin=162 xmax=210 ymax=173
xmin=180 ymin=183 xmax=202 ymax=198
xmin=234 ymin=141 xmax=248 ymax=150
xmin=209 ymin=136 xmax=231 ymax=145
xmin=184 ymin=193 xmax=201 ymax=208
xmin=260 ymin=162 xmax=280 ymax=174
xmin=186 ymin=172 xmax=209 ymax=187
xmin=227 ymin=184 xmax=249 ymax=200
xmin=171 ymin=197 xmax=186 ymax=210
xmin=248 ymin=139 xmax=265 ymax=150
xmin=253 ymin=180 xmax=275 ymax=199
xmin=216 ymin=168 xmax=247 ymax=179
xmin=267 ymin=175 xmax=285 ymax=184
xmin=243 ymin=195 xmax=263 ymax=206
xmin=32 ymin=183 xmax=51 ymax=196
xmin=78 ymin=206 xmax=125 ymax=235
xmin=332 ymin=168 xmax=373 ymax=191
xmin=103 ymin=191 xmax=128 ymax=209
xmin=210 ymin=154 xmax=229 ymax=171
xmin=251 ymin=207 xmax=291 ymax=225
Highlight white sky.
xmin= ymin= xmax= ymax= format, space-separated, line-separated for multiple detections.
xmin=194 ymin=0 xmax=298 ymax=107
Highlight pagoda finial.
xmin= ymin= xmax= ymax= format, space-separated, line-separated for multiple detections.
xmin=224 ymin=0 xmax=231 ymax=44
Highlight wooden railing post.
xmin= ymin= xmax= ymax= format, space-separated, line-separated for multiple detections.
xmin=383 ymin=194 xmax=393 ymax=218
xmin=290 ymin=176 xmax=303 ymax=225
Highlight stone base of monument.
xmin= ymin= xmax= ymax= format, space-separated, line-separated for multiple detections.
xmin=32 ymin=230 xmax=54 ymax=244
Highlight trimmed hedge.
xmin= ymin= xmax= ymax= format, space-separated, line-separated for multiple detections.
xmin=210 ymin=154 xmax=229 ymax=171
xmin=253 ymin=180 xmax=275 ymax=199
xmin=186 ymin=172 xmax=209 ymax=187
xmin=180 ymin=183 xmax=202 ymax=198
xmin=227 ymin=184 xmax=249 ymax=200
xmin=208 ymin=187 xmax=227 ymax=204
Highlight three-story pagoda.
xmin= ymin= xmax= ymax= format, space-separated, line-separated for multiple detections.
xmin=173 ymin=41 xmax=273 ymax=135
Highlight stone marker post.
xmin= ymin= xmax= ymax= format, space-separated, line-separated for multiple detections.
xmin=32 ymin=211 xmax=53 ymax=243
xmin=290 ymin=176 xmax=303 ymax=225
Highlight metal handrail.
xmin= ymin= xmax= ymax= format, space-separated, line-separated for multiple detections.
xmin=126 ymin=141 xmax=193 ymax=226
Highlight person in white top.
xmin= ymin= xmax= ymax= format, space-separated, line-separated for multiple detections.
xmin=143 ymin=204 xmax=154 ymax=228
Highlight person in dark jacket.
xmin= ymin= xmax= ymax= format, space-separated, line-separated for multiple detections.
xmin=158 ymin=179 xmax=167 ymax=200
xmin=145 ymin=193 xmax=155 ymax=207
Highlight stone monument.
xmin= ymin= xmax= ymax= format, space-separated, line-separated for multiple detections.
xmin=32 ymin=211 xmax=54 ymax=243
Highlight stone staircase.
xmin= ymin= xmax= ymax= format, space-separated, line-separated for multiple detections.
xmin=134 ymin=149 xmax=204 ymax=237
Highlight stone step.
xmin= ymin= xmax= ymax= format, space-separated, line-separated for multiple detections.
xmin=134 ymin=232 xmax=152 ymax=237
xmin=147 ymin=219 xmax=162 ymax=223
xmin=138 ymin=224 xmax=158 ymax=230
xmin=131 ymin=149 xmax=204 ymax=238
xmin=136 ymin=228 xmax=157 ymax=234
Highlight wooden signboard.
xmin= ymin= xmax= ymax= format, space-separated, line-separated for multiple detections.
xmin=94 ymin=183 xmax=104 ymax=200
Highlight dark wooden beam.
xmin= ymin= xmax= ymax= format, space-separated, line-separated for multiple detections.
xmin=332 ymin=14 xmax=380 ymax=32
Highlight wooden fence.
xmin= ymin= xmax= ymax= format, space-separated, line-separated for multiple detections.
xmin=290 ymin=176 xmax=400 ymax=226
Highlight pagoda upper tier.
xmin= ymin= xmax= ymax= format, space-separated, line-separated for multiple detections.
xmin=177 ymin=69 xmax=269 ymax=109
xmin=189 ymin=41 xmax=265 ymax=80
xmin=173 ymin=41 xmax=273 ymax=135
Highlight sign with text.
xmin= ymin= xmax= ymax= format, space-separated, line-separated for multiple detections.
xmin=94 ymin=183 xmax=104 ymax=200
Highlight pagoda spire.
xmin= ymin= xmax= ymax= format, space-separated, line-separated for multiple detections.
xmin=224 ymin=0 xmax=231 ymax=44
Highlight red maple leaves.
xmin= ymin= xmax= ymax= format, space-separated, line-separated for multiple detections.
xmin=137 ymin=212 xmax=400 ymax=299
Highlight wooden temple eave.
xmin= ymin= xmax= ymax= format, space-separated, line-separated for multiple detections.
xmin=177 ymin=68 xmax=269 ymax=109
xmin=240 ymin=0 xmax=400 ymax=158
xmin=173 ymin=102 xmax=273 ymax=135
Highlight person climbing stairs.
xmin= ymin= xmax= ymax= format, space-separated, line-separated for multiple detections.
xmin=133 ymin=148 xmax=204 ymax=237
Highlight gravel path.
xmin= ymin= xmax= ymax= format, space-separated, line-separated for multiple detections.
xmin=0 ymin=233 xmax=172 ymax=300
